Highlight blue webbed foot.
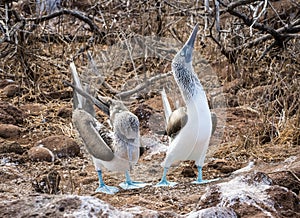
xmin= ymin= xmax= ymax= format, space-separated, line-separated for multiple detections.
xmin=95 ymin=170 xmax=119 ymax=194
xmin=119 ymin=181 xmax=150 ymax=190
xmin=120 ymin=171 xmax=151 ymax=190
xmin=95 ymin=184 xmax=119 ymax=194
xmin=192 ymin=165 xmax=220 ymax=185
xmin=154 ymin=167 xmax=177 ymax=187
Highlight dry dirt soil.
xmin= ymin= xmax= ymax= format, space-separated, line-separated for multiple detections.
xmin=0 ymin=2 xmax=299 ymax=215
xmin=0 ymin=55 xmax=299 ymax=217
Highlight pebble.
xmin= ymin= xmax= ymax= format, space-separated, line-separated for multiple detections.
xmin=35 ymin=135 xmax=80 ymax=158
xmin=0 ymin=102 xmax=24 ymax=124
xmin=0 ymin=141 xmax=25 ymax=154
xmin=28 ymin=146 xmax=55 ymax=162
xmin=2 ymin=84 xmax=19 ymax=97
xmin=0 ymin=124 xmax=21 ymax=138
xmin=57 ymin=106 xmax=72 ymax=118
xmin=181 ymin=166 xmax=196 ymax=178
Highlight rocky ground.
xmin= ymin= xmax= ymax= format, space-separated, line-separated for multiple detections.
xmin=0 ymin=1 xmax=299 ymax=216
xmin=0 ymin=61 xmax=299 ymax=217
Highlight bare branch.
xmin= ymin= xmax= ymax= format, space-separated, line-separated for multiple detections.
xmin=215 ymin=0 xmax=220 ymax=33
xmin=227 ymin=7 xmax=283 ymax=42
xmin=233 ymin=18 xmax=300 ymax=51
xmin=25 ymin=9 xmax=102 ymax=35
xmin=257 ymin=40 xmax=277 ymax=61
xmin=225 ymin=0 xmax=263 ymax=11
xmin=249 ymin=0 xmax=268 ymax=36
xmin=116 ymin=71 xmax=172 ymax=99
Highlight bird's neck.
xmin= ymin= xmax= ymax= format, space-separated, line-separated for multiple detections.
xmin=186 ymin=93 xmax=210 ymax=116
xmin=172 ymin=62 xmax=206 ymax=104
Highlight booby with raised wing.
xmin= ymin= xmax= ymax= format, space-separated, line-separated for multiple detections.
xmin=66 ymin=63 xmax=149 ymax=194
xmin=161 ymin=89 xmax=217 ymax=139
xmin=156 ymin=24 xmax=219 ymax=187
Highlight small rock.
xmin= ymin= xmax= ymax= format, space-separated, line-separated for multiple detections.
xmin=0 ymin=79 xmax=15 ymax=89
xmin=267 ymin=186 xmax=300 ymax=217
xmin=45 ymin=90 xmax=72 ymax=100
xmin=0 ymin=102 xmax=24 ymax=124
xmin=35 ymin=135 xmax=80 ymax=158
xmin=0 ymin=153 xmax=26 ymax=165
xmin=186 ymin=194 xmax=201 ymax=204
xmin=219 ymin=166 xmax=237 ymax=174
xmin=247 ymin=171 xmax=273 ymax=186
xmin=197 ymin=172 xmax=300 ymax=217
xmin=0 ymin=195 xmax=177 ymax=217
xmin=0 ymin=141 xmax=25 ymax=154
xmin=269 ymin=170 xmax=300 ymax=195
xmin=181 ymin=166 xmax=196 ymax=178
xmin=57 ymin=106 xmax=72 ymax=118
xmin=2 ymin=84 xmax=19 ymax=97
xmin=0 ymin=124 xmax=21 ymax=138
xmin=0 ymin=166 xmax=20 ymax=181
xmin=78 ymin=171 xmax=87 ymax=177
xmin=207 ymin=159 xmax=238 ymax=174
xmin=28 ymin=146 xmax=55 ymax=162
xmin=207 ymin=159 xmax=228 ymax=169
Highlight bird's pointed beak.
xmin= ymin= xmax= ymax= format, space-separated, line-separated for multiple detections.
xmin=186 ymin=24 xmax=198 ymax=48
xmin=182 ymin=24 xmax=198 ymax=63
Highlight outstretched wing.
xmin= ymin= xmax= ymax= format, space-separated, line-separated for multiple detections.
xmin=68 ymin=62 xmax=114 ymax=161
xmin=73 ymin=110 xmax=114 ymax=161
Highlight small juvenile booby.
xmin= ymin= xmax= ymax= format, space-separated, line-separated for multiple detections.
xmin=156 ymin=24 xmax=219 ymax=187
xmin=67 ymin=64 xmax=149 ymax=194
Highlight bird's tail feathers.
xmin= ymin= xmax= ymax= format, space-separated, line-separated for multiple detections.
xmin=70 ymin=62 xmax=85 ymax=110
xmin=68 ymin=62 xmax=109 ymax=116
xmin=161 ymin=88 xmax=172 ymax=125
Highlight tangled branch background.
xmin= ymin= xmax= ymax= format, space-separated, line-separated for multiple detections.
xmin=0 ymin=0 xmax=299 ymax=160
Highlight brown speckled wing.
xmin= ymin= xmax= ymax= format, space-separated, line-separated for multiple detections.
xmin=166 ymin=107 xmax=188 ymax=138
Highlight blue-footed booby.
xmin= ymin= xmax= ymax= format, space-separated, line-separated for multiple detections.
xmin=66 ymin=63 xmax=149 ymax=194
xmin=155 ymin=24 xmax=219 ymax=187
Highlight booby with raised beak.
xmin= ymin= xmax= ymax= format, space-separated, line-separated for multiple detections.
xmin=156 ymin=24 xmax=219 ymax=187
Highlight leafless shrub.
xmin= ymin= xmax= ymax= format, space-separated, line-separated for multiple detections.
xmin=0 ymin=0 xmax=298 ymax=161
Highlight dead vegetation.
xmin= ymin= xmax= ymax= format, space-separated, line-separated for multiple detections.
xmin=0 ymin=0 xmax=299 ymax=210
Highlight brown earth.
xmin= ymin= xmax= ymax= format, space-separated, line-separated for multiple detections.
xmin=0 ymin=1 xmax=299 ymax=217
xmin=0 ymin=62 xmax=299 ymax=216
